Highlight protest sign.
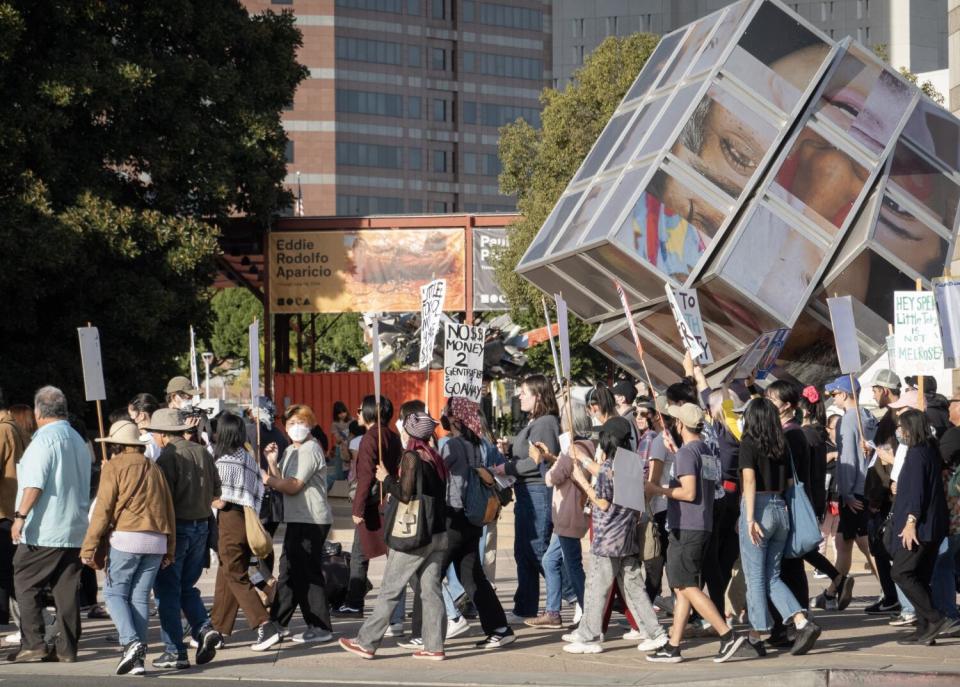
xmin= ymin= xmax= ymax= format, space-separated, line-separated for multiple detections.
xmin=894 ymin=291 xmax=944 ymax=373
xmin=725 ymin=328 xmax=791 ymax=382
xmin=827 ymin=296 xmax=861 ymax=375
xmin=933 ymin=278 xmax=960 ymax=368
xmin=886 ymin=334 xmax=896 ymax=371
xmin=554 ymin=293 xmax=571 ymax=380
xmin=542 ymin=297 xmax=562 ymax=386
xmin=189 ymin=326 xmax=200 ymax=390
xmin=249 ymin=319 xmax=260 ymax=407
xmin=664 ymin=285 xmax=711 ymax=364
xmin=612 ymin=447 xmax=646 ymax=513
xmin=419 ymin=279 xmax=446 ymax=369
xmin=614 ymin=280 xmax=643 ymax=359
xmin=443 ymin=322 xmax=485 ymax=403
xmin=77 ymin=326 xmax=106 ymax=402
xmin=372 ymin=317 xmax=381 ymax=402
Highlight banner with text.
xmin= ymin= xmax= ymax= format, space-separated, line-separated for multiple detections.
xmin=419 ymin=279 xmax=447 ymax=369
xmin=443 ymin=323 xmax=486 ymax=403
xmin=933 ymin=278 xmax=960 ymax=368
xmin=664 ymin=285 xmax=711 ymax=364
xmin=894 ymin=291 xmax=944 ymax=373
xmin=473 ymin=227 xmax=509 ymax=311
xmin=269 ymin=229 xmax=465 ymax=313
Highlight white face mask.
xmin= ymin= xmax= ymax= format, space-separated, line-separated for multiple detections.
xmin=395 ymin=419 xmax=404 ymax=436
xmin=287 ymin=424 xmax=311 ymax=443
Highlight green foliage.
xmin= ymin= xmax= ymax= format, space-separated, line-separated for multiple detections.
xmin=208 ymin=289 xmax=264 ymax=363
xmin=494 ymin=34 xmax=660 ymax=380
xmin=0 ymin=1 xmax=306 ymax=409
xmin=290 ymin=313 xmax=367 ymax=372
xmin=871 ymin=42 xmax=945 ymax=104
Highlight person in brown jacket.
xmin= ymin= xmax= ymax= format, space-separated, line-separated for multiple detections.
xmin=0 ymin=389 xmax=25 ymax=627
xmin=80 ymin=420 xmax=176 ymax=676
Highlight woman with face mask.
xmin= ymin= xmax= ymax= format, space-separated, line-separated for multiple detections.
xmin=258 ymin=404 xmax=334 ymax=650
xmin=128 ymin=393 xmax=162 ymax=461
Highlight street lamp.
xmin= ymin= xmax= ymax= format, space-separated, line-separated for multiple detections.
xmin=201 ymin=352 xmax=214 ymax=400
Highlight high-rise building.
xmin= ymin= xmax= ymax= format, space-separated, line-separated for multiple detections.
xmin=553 ymin=0 xmax=947 ymax=88
xmin=243 ymin=0 xmax=551 ymax=215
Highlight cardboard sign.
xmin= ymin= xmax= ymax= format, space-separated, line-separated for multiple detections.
xmin=189 ymin=326 xmax=200 ymax=390
xmin=665 ymin=284 xmax=711 ymax=364
xmin=725 ymin=328 xmax=791 ymax=382
xmin=894 ymin=291 xmax=944 ymax=373
xmin=372 ymin=316 xmax=381 ymax=402
xmin=248 ymin=319 xmax=260 ymax=407
xmin=418 ymin=279 xmax=447 ymax=369
xmin=612 ymin=447 xmax=646 ymax=514
xmin=827 ymin=296 xmax=862 ymax=375
xmin=77 ymin=326 xmax=106 ymax=402
xmin=443 ymin=323 xmax=485 ymax=403
xmin=554 ymin=293 xmax=571 ymax=380
xmin=886 ymin=334 xmax=896 ymax=372
xmin=933 ymin=278 xmax=960 ymax=368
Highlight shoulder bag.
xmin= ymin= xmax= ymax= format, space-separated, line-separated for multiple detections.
xmin=244 ymin=506 xmax=274 ymax=559
xmin=384 ymin=456 xmax=433 ymax=552
xmin=784 ymin=445 xmax=824 ymax=559
xmin=90 ymin=463 xmax=151 ymax=570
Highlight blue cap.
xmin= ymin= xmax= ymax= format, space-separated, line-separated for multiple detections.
xmin=825 ymin=376 xmax=860 ymax=395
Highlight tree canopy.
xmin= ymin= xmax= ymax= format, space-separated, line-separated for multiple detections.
xmin=493 ymin=34 xmax=660 ymax=380
xmin=0 ymin=1 xmax=306 ymax=411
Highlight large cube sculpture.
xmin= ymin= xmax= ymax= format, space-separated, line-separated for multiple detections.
xmin=516 ymin=0 xmax=960 ymax=381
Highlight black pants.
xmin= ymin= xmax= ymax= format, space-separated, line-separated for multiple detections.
xmin=803 ymin=550 xmax=840 ymax=582
xmin=643 ymin=511 xmax=669 ymax=603
xmin=13 ymin=545 xmax=81 ymax=657
xmin=271 ymin=523 xmax=332 ymax=631
xmin=868 ymin=511 xmax=899 ymax=604
xmin=260 ymin=521 xmax=281 ymax=576
xmin=443 ymin=511 xmax=507 ymax=635
xmin=892 ymin=540 xmax=942 ymax=627
xmin=703 ymin=492 xmax=740 ymax=616
xmin=0 ymin=520 xmax=15 ymax=624
xmin=79 ymin=566 xmax=99 ymax=608
xmin=345 ymin=530 xmax=370 ymax=610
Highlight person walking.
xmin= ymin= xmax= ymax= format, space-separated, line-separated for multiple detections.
xmin=81 ymin=420 xmax=176 ymax=675
xmin=209 ymin=412 xmax=276 ymax=649
xmin=9 ymin=386 xmax=91 ymax=663
xmin=328 ymin=401 xmax=352 ymax=492
xmin=0 ymin=388 xmax=25 ymax=629
xmin=146 ymin=408 xmax=222 ymax=670
xmin=340 ymin=411 xmax=448 ymax=661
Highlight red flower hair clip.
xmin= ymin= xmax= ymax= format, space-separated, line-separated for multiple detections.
xmin=802 ymin=386 xmax=820 ymax=404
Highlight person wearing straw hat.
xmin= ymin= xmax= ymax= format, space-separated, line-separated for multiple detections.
xmin=80 ymin=420 xmax=176 ymax=675
xmin=146 ymin=408 xmax=221 ymax=670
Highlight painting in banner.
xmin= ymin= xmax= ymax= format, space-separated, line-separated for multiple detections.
xmin=269 ymin=229 xmax=465 ymax=314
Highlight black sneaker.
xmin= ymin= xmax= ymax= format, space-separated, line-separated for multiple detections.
xmin=714 ymin=629 xmax=747 ymax=663
xmin=196 ymin=626 xmax=221 ymax=665
xmin=250 ymin=621 xmax=282 ymax=652
xmin=913 ymin=617 xmax=949 ymax=646
xmin=864 ymin=598 xmax=901 ymax=615
xmin=746 ymin=637 xmax=767 ymax=657
xmin=152 ymin=651 xmax=189 ymax=669
xmin=475 ymin=629 xmax=515 ymax=650
xmin=116 ymin=640 xmax=143 ymax=675
xmin=790 ymin=620 xmax=822 ymax=655
xmin=646 ymin=643 xmax=682 ymax=663
xmin=836 ymin=576 xmax=855 ymax=611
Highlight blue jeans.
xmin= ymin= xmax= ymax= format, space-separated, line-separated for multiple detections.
xmin=897 ymin=583 xmax=916 ymax=614
xmin=931 ymin=533 xmax=960 ymax=620
xmin=391 ymin=586 xmax=406 ymax=625
xmin=154 ymin=520 xmax=211 ymax=654
xmin=739 ymin=494 xmax=802 ymax=632
xmin=104 ymin=550 xmax=163 ymax=646
xmin=513 ymin=482 xmax=550 ymax=617
xmin=543 ymin=534 xmax=584 ymax=613
xmin=442 ymin=562 xmax=463 ymax=619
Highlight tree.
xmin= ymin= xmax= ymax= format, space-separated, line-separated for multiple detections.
xmin=493 ymin=34 xmax=660 ymax=380
xmin=208 ymin=288 xmax=263 ymax=364
xmin=872 ymin=43 xmax=945 ymax=104
xmin=0 ymin=2 xmax=307 ymax=409
xmin=291 ymin=313 xmax=368 ymax=372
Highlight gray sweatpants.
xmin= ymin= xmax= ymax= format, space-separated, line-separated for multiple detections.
xmin=574 ymin=553 xmax=665 ymax=644
xmin=357 ymin=533 xmax=447 ymax=653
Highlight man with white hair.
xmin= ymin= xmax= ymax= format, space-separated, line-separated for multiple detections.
xmin=10 ymin=386 xmax=91 ymax=663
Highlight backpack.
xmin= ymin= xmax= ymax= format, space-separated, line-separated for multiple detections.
xmin=464 ymin=466 xmax=502 ymax=527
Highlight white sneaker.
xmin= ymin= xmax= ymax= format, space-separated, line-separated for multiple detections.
xmin=637 ymin=634 xmax=669 ymax=652
xmin=622 ymin=628 xmax=644 ymax=641
xmin=572 ymin=603 xmax=583 ymax=625
xmin=561 ymin=632 xmax=579 ymax=643
xmin=280 ymin=627 xmax=292 ymax=639
xmin=3 ymin=631 xmax=20 ymax=646
xmin=291 ymin=626 xmax=333 ymax=644
xmin=563 ymin=641 xmax=603 ymax=654
xmin=384 ymin=623 xmax=404 ymax=638
xmin=397 ymin=637 xmax=423 ymax=649
xmin=446 ymin=615 xmax=470 ymax=639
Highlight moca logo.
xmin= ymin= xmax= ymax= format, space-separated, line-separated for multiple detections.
xmin=277 ymin=297 xmax=311 ymax=307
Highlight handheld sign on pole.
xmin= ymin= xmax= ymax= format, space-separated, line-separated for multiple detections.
xmin=613 ymin=279 xmax=666 ymax=428
xmin=78 ymin=325 xmax=108 ymax=462
xmin=372 ymin=316 xmax=382 ymax=403
xmin=249 ymin=319 xmax=261 ymax=454
xmin=554 ymin=293 xmax=571 ymax=381
xmin=542 ymin=296 xmax=562 ymax=387
xmin=418 ymin=279 xmax=446 ymax=370
xmin=827 ymin=296 xmax=862 ymax=375
xmin=894 ymin=290 xmax=944 ymax=375
xmin=189 ymin=326 xmax=200 ymax=390
xmin=612 ymin=447 xmax=646 ymax=513
xmin=724 ymin=328 xmax=791 ymax=382
xmin=933 ymin=277 xmax=960 ymax=368
xmin=664 ymin=284 xmax=710 ymax=363
xmin=443 ymin=322 xmax=485 ymax=403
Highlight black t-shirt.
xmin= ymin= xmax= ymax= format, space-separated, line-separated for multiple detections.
xmin=801 ymin=424 xmax=828 ymax=518
xmin=738 ymin=433 xmax=790 ymax=493
xmin=785 ymin=423 xmax=814 ymax=504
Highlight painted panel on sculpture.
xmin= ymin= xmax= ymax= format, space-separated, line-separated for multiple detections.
xmin=873 ymin=193 xmax=950 ymax=279
xmin=888 ymin=140 xmax=960 ymax=230
xmin=551 ymin=176 xmax=620 ymax=255
xmin=612 ymin=167 xmax=724 ymax=284
xmin=657 ymin=14 xmax=721 ymax=90
xmin=770 ymin=126 xmax=869 ymax=234
xmin=582 ymin=165 xmax=651 ymax=246
xmin=692 ymin=1 xmax=752 ymax=74
xmin=637 ymin=82 xmax=703 ymax=159
xmin=671 ymin=85 xmax=779 ymax=200
xmin=720 ymin=204 xmax=825 ymax=323
xmin=823 ymin=248 xmax=915 ymax=324
xmin=553 ymin=254 xmax=629 ymax=314
xmin=813 ymin=48 xmax=913 ymax=156
xmin=605 ymin=96 xmax=668 ymax=172
xmin=573 ymin=110 xmax=635 ymax=183
xmin=902 ymin=99 xmax=960 ymax=175
xmin=522 ymin=265 xmax=602 ymax=319
xmin=586 ymin=244 xmax=663 ymax=300
xmin=623 ymin=28 xmax=687 ymax=103
xmin=519 ymin=191 xmax=583 ymax=266
xmin=723 ymin=1 xmax=830 ymax=113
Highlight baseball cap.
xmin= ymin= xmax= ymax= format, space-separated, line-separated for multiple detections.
xmin=666 ymin=402 xmax=705 ymax=429
xmin=611 ymin=379 xmax=638 ymax=404
xmin=824 ymin=376 xmax=860 ymax=396
xmin=889 ymin=388 xmax=921 ymax=410
xmin=870 ymin=369 xmax=901 ymax=390
xmin=165 ymin=376 xmax=199 ymax=397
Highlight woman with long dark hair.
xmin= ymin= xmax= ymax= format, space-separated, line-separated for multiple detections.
xmin=328 ymin=401 xmax=352 ymax=491
xmin=890 ymin=409 xmax=949 ymax=645
xmin=209 ymin=412 xmax=272 ymax=650
xmin=738 ymin=398 xmax=820 ymax=656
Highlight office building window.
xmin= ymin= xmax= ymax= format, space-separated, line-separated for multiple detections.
xmin=605 ymin=16 xmax=618 ymax=36
xmin=463 ymin=101 xmax=540 ymax=128
xmin=337 ymin=195 xmax=405 ymax=215
xmin=572 ymin=45 xmax=584 ymax=65
xmin=431 ymin=0 xmax=445 ymax=19
xmin=336 ymin=89 xmax=404 ymax=117
xmin=431 ymin=48 xmax=446 ymax=71
xmin=408 ymin=198 xmax=424 ymax=213
xmin=284 ymin=140 xmax=294 ymax=163
xmin=462 ymin=101 xmax=477 ymax=124
xmin=336 ymin=36 xmax=402 ymax=65
xmin=432 ymin=98 xmax=447 ymax=122
xmin=407 ymin=0 xmax=420 ymax=14
xmin=407 ymin=45 xmax=422 ymax=67
xmin=407 ymin=96 xmax=422 ymax=119
xmin=462 ymin=1 xmax=543 ymax=30
xmin=336 ymin=141 xmax=403 ymax=169
xmin=462 ymin=152 xmax=500 ymax=176
xmin=432 ymin=150 xmax=447 ymax=173
xmin=462 ymin=0 xmax=475 ymax=22
xmin=336 ymin=0 xmax=402 ymax=11
xmin=432 ymin=201 xmax=448 ymax=213
xmin=408 ymin=147 xmax=423 ymax=170
xmin=462 ymin=51 xmax=543 ymax=80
